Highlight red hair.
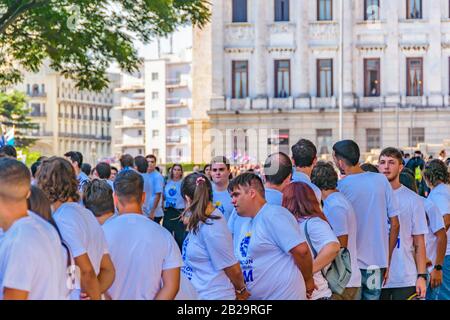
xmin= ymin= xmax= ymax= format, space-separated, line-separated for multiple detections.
xmin=282 ymin=182 xmax=328 ymax=222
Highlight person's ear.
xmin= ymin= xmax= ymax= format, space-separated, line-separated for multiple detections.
xmin=113 ymin=193 xmax=119 ymax=208
xmin=141 ymin=192 xmax=146 ymax=205
xmin=312 ymin=157 xmax=318 ymax=166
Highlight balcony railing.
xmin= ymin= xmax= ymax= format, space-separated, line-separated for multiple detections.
xmin=30 ymin=112 xmax=47 ymax=117
xmin=58 ymin=133 xmax=111 ymax=140
xmin=115 ymin=120 xmax=145 ymax=127
xmin=28 ymin=92 xmax=47 ymax=97
xmin=167 ymin=136 xmax=181 ymax=143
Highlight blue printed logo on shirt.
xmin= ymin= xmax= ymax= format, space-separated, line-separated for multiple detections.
xmin=239 ymin=232 xmax=251 ymax=258
xmin=168 ymin=186 xmax=177 ymax=197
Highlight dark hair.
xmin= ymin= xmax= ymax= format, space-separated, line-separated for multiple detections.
xmin=0 ymin=158 xmax=31 ymax=201
xmin=27 ymin=185 xmax=52 ymax=221
xmin=119 ymin=154 xmax=134 ymax=169
xmin=263 ymin=152 xmax=293 ymax=186
xmin=114 ymin=170 xmax=144 ymax=204
xmin=64 ymin=151 xmax=83 ymax=168
xmin=36 ymin=157 xmax=80 ymax=203
xmin=203 ymin=164 xmax=211 ymax=172
xmin=211 ymin=156 xmax=231 ymax=170
xmin=134 ymin=156 xmax=148 ymax=174
xmin=111 ymin=166 xmax=118 ymax=173
xmin=0 ymin=145 xmax=17 ymax=158
xmin=81 ymin=163 xmax=92 ymax=177
xmin=400 ymin=169 xmax=418 ymax=193
xmin=145 ymin=154 xmax=157 ymax=162
xmin=311 ymin=161 xmax=338 ymax=191
xmin=31 ymin=161 xmax=42 ymax=178
xmin=423 ymin=159 xmax=450 ymax=187
xmin=379 ymin=147 xmax=403 ymax=165
xmin=360 ymin=163 xmax=379 ymax=173
xmin=181 ymin=173 xmax=219 ymax=234
xmin=83 ymin=179 xmax=114 ymax=217
xmin=95 ymin=162 xmax=111 ymax=179
xmin=170 ymin=164 xmax=184 ymax=180
xmin=282 ymin=182 xmax=328 ymax=221
xmin=333 ymin=140 xmax=360 ymax=166
xmin=228 ymin=172 xmax=265 ymax=198
xmin=291 ymin=139 xmax=317 ymax=168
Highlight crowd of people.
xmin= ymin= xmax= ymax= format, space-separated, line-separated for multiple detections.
xmin=0 ymin=139 xmax=449 ymax=300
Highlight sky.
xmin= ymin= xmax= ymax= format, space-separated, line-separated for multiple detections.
xmin=108 ymin=25 xmax=192 ymax=73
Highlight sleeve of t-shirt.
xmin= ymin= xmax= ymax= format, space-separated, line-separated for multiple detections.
xmin=306 ymin=218 xmax=339 ymax=254
xmin=227 ymin=209 xmax=237 ymax=234
xmin=53 ymin=210 xmax=87 ymax=258
xmin=425 ymin=199 xmax=446 ymax=234
xmin=385 ymin=179 xmax=400 ymax=218
xmin=2 ymin=241 xmax=35 ymax=292
xmin=326 ymin=205 xmax=349 ymax=237
xmin=411 ymin=198 xmax=429 ymax=236
xmin=203 ymin=217 xmax=238 ymax=271
xmin=162 ymin=231 xmax=182 ymax=270
xmin=431 ymin=193 xmax=450 ymax=217
xmin=265 ymin=208 xmax=305 ymax=254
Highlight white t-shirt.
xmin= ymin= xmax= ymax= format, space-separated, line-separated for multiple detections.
xmin=52 ymin=202 xmax=109 ymax=299
xmin=232 ymin=203 xmax=306 ymax=300
xmin=384 ymin=186 xmax=428 ymax=288
xmin=143 ymin=171 xmax=165 ymax=218
xmin=423 ymin=197 xmax=446 ymax=270
xmin=0 ymin=212 xmax=67 ymax=300
xmin=292 ymin=171 xmax=322 ymax=204
xmin=164 ymin=180 xmax=185 ymax=210
xmin=323 ymin=192 xmax=361 ymax=288
xmin=300 ymin=217 xmax=339 ymax=300
xmin=212 ymin=185 xmax=234 ymax=221
xmin=181 ymin=209 xmax=237 ymax=300
xmin=427 ymin=183 xmax=450 ymax=256
xmin=102 ymin=213 xmax=182 ymax=300
xmin=338 ymin=172 xmax=400 ymax=269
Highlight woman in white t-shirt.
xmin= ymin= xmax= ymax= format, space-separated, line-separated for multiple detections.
xmin=180 ymin=173 xmax=249 ymax=300
xmin=282 ymin=181 xmax=340 ymax=300
xmin=36 ymin=157 xmax=115 ymax=300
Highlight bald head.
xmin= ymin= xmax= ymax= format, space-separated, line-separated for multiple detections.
xmin=0 ymin=158 xmax=31 ymax=202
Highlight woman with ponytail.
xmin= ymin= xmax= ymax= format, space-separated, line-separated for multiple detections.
xmin=180 ymin=172 xmax=250 ymax=300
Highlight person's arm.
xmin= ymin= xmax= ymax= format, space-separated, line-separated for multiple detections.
xmin=97 ymin=254 xmax=115 ymax=295
xmin=3 ymin=288 xmax=28 ymax=300
xmin=384 ymin=216 xmax=400 ymax=284
xmin=75 ymin=253 xmax=101 ymax=300
xmin=154 ymin=267 xmax=180 ymax=300
xmin=313 ymin=242 xmax=340 ymax=273
xmin=444 ymin=214 xmax=450 ymax=231
xmin=290 ymin=242 xmax=315 ymax=299
xmin=223 ymin=262 xmax=250 ymax=300
xmin=430 ymin=228 xmax=447 ymax=288
xmin=150 ymin=193 xmax=161 ymax=219
xmin=412 ymin=234 xmax=427 ymax=298
xmin=337 ymin=235 xmax=348 ymax=248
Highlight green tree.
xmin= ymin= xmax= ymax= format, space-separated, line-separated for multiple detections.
xmin=0 ymin=0 xmax=210 ymax=91
xmin=0 ymin=90 xmax=37 ymax=147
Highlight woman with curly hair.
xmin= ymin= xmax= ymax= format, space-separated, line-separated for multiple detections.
xmin=423 ymin=159 xmax=450 ymax=300
xmin=36 ymin=157 xmax=115 ymax=300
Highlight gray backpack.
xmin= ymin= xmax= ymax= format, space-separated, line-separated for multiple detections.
xmin=304 ymin=218 xmax=352 ymax=295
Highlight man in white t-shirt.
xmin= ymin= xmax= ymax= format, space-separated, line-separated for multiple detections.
xmin=333 ymin=140 xmax=400 ymax=300
xmin=145 ymin=154 xmax=165 ymax=222
xmin=291 ymin=139 xmax=321 ymax=203
xmin=311 ymin=161 xmax=361 ymax=300
xmin=0 ymin=158 xmax=67 ymax=299
xmin=423 ymin=159 xmax=450 ymax=300
xmin=103 ymin=170 xmax=182 ymax=300
xmin=211 ymin=156 xmax=234 ymax=220
xmin=228 ymin=173 xmax=315 ymax=300
xmin=378 ymin=147 xmax=428 ymax=300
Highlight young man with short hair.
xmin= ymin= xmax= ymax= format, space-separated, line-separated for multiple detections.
xmin=64 ymin=151 xmax=89 ymax=191
xmin=311 ymin=161 xmax=361 ymax=300
xmin=332 ymin=140 xmax=400 ymax=300
xmin=263 ymin=152 xmax=293 ymax=206
xmin=103 ymin=170 xmax=182 ymax=300
xmin=119 ymin=154 xmax=134 ymax=172
xmin=211 ymin=156 xmax=234 ymax=221
xmin=291 ymin=139 xmax=321 ymax=203
xmin=423 ymin=159 xmax=450 ymax=300
xmin=144 ymin=154 xmax=164 ymax=221
xmin=0 ymin=158 xmax=67 ymax=299
xmin=94 ymin=162 xmax=114 ymax=190
xmin=228 ymin=173 xmax=315 ymax=300
xmin=83 ymin=179 xmax=116 ymax=225
xmin=378 ymin=147 xmax=428 ymax=300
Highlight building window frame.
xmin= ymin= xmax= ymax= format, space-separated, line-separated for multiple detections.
xmin=274 ymin=60 xmax=291 ymax=98
xmin=232 ymin=0 xmax=248 ymax=23
xmin=364 ymin=0 xmax=380 ymax=21
xmin=406 ymin=57 xmax=423 ymax=97
xmin=366 ymin=128 xmax=381 ymax=151
xmin=406 ymin=0 xmax=422 ymax=19
xmin=317 ymin=0 xmax=333 ymax=21
xmin=364 ymin=58 xmax=381 ymax=97
xmin=274 ymin=0 xmax=290 ymax=22
xmin=408 ymin=127 xmax=425 ymax=147
xmin=316 ymin=129 xmax=333 ymax=155
xmin=317 ymin=59 xmax=334 ymax=98
xmin=232 ymin=61 xmax=249 ymax=99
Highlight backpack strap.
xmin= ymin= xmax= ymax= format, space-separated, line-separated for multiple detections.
xmin=303 ymin=218 xmax=318 ymax=258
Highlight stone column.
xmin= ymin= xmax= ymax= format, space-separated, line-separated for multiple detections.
xmin=342 ymin=0 xmax=354 ymax=107
xmin=427 ymin=0 xmax=443 ymax=107
xmin=253 ymin=0 xmax=267 ymax=98
xmin=384 ymin=0 xmax=400 ymax=107
xmin=296 ymin=0 xmax=310 ymax=108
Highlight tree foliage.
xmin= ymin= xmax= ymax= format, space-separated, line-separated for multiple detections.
xmin=0 ymin=90 xmax=37 ymax=147
xmin=0 ymin=0 xmax=210 ymax=91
